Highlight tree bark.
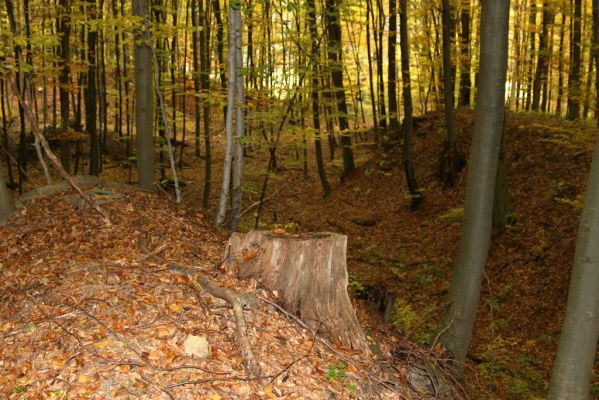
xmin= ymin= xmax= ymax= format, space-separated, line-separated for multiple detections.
xmin=547 ymin=101 xmax=599 ymax=400
xmin=440 ymin=0 xmax=460 ymax=188
xmin=458 ymin=0 xmax=471 ymax=107
xmin=399 ymin=0 xmax=421 ymax=210
xmin=229 ymin=230 xmax=369 ymax=352
xmin=325 ymin=0 xmax=355 ymax=177
xmin=133 ymin=0 xmax=154 ymax=190
xmin=567 ymin=0 xmax=582 ymax=120
xmin=532 ymin=1 xmax=554 ymax=112
xmin=437 ymin=0 xmax=510 ymax=379
xmin=307 ymin=0 xmax=331 ymax=197
xmin=387 ymin=0 xmax=400 ymax=136
xmin=86 ymin=0 xmax=99 ymax=176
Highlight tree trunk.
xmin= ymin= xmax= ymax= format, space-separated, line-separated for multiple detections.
xmin=229 ymin=230 xmax=369 ymax=352
xmin=387 ymin=0 xmax=400 ymax=137
xmin=365 ymin=0 xmax=379 ymax=137
xmin=547 ymin=94 xmax=599 ymax=400
xmin=437 ymin=0 xmax=510 ymax=379
xmin=200 ymin=0 xmax=212 ymax=209
xmin=216 ymin=3 xmax=238 ymax=226
xmin=192 ymin=0 xmax=202 ymax=157
xmin=556 ymin=13 xmax=566 ymax=115
xmin=532 ymin=1 xmax=554 ymax=112
xmin=133 ymin=0 xmax=154 ymax=190
xmin=440 ymin=0 xmax=460 ymax=188
xmin=525 ymin=1 xmax=537 ymax=111
xmin=307 ymin=0 xmax=331 ymax=197
xmin=325 ymin=0 xmax=355 ymax=177
xmin=567 ymin=0 xmax=582 ymax=120
xmin=86 ymin=0 xmax=99 ymax=176
xmin=458 ymin=0 xmax=471 ymax=107
xmin=230 ymin=5 xmax=245 ymax=231
xmin=375 ymin=0 xmax=387 ymax=130
xmin=399 ymin=0 xmax=421 ymax=210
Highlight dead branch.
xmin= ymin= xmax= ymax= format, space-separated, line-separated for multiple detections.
xmin=8 ymin=77 xmax=112 ymax=225
xmin=196 ymin=276 xmax=263 ymax=378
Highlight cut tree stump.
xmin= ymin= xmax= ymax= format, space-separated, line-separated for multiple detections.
xmin=227 ymin=230 xmax=369 ymax=352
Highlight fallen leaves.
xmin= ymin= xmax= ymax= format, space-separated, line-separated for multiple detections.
xmin=0 ymin=190 xmax=405 ymax=399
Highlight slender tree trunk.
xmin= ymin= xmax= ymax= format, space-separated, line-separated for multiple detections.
xmin=399 ymin=0 xmax=421 ymax=210
xmin=133 ymin=0 xmax=154 ymax=190
xmin=6 ymin=0 xmax=27 ymax=191
xmin=230 ymin=5 xmax=244 ymax=230
xmin=216 ymin=3 xmax=239 ymax=226
xmin=307 ymin=0 xmax=330 ymax=197
xmin=325 ymin=0 xmax=355 ymax=177
xmin=547 ymin=50 xmax=599 ymax=397
xmin=86 ymin=0 xmax=99 ymax=175
xmin=0 ymin=80 xmax=14 ymax=188
xmin=556 ymin=13 xmax=566 ymax=115
xmin=458 ymin=0 xmax=471 ymax=107
xmin=437 ymin=0 xmax=510 ymax=379
xmin=375 ymin=0 xmax=387 ymax=130
xmin=567 ymin=0 xmax=582 ymax=120
xmin=365 ymin=0 xmax=379 ymax=137
xmin=525 ymin=1 xmax=537 ymax=111
xmin=532 ymin=1 xmax=554 ymax=112
xmin=212 ymin=0 xmax=227 ymax=119
xmin=200 ymin=0 xmax=212 ymax=209
xmin=387 ymin=0 xmax=400 ymax=136
xmin=192 ymin=0 xmax=202 ymax=158
xmin=113 ymin=0 xmax=122 ymax=138
xmin=441 ymin=0 xmax=460 ymax=187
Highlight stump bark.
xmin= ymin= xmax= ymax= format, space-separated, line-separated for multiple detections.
xmin=227 ymin=230 xmax=369 ymax=352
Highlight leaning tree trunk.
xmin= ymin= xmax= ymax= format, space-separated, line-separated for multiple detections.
xmin=227 ymin=230 xmax=369 ymax=352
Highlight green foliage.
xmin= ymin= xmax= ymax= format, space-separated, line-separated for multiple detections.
xmin=12 ymin=385 xmax=27 ymax=394
xmin=348 ymin=275 xmax=365 ymax=295
xmin=437 ymin=207 xmax=464 ymax=224
xmin=391 ymin=299 xmax=418 ymax=333
xmin=325 ymin=362 xmax=347 ymax=381
xmin=474 ymin=337 xmax=547 ymax=399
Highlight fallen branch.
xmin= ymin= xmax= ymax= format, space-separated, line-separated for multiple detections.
xmin=167 ymin=264 xmax=263 ymax=378
xmin=196 ymin=276 xmax=263 ymax=378
xmin=8 ymin=77 xmax=111 ymax=225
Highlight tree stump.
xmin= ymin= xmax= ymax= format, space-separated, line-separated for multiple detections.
xmin=227 ymin=230 xmax=369 ymax=353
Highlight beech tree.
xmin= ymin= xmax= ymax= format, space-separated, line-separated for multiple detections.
xmin=547 ymin=124 xmax=599 ymax=399
xmin=399 ymin=0 xmax=421 ymax=209
xmin=547 ymin=1 xmax=599 ymax=396
xmin=216 ymin=0 xmax=244 ymax=228
xmin=437 ymin=0 xmax=510 ymax=378
xmin=133 ymin=0 xmax=154 ymax=190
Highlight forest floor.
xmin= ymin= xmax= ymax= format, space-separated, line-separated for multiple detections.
xmin=1 ymin=108 xmax=599 ymax=399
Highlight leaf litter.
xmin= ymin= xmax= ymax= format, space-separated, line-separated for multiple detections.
xmin=0 ymin=189 xmax=456 ymax=399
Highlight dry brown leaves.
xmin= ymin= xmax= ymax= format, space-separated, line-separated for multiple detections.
xmin=0 ymin=189 xmax=413 ymax=399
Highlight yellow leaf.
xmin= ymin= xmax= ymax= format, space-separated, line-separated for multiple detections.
xmin=169 ymin=304 xmax=181 ymax=312
xmin=94 ymin=340 xmax=112 ymax=349
xmin=208 ymin=393 xmax=221 ymax=400
xmin=78 ymin=374 xmax=90 ymax=383
xmin=50 ymin=356 xmax=67 ymax=369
